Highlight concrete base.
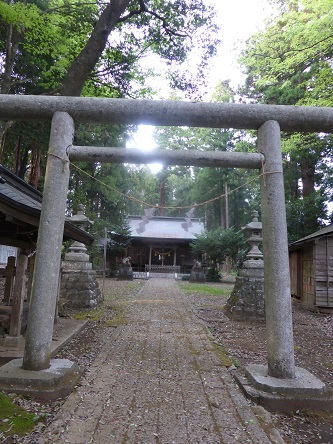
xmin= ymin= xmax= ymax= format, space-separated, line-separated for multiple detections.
xmin=0 ymin=358 xmax=82 ymax=401
xmin=234 ymin=363 xmax=333 ymax=412
xmin=2 ymin=335 xmax=25 ymax=348
xmin=0 ymin=318 xmax=87 ymax=365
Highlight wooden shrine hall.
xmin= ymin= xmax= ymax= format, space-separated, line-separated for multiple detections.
xmin=126 ymin=214 xmax=205 ymax=274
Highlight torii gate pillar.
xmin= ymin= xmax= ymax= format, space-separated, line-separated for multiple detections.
xmin=0 ymin=112 xmax=81 ymax=399
xmin=235 ymin=120 xmax=330 ymax=412
xmin=258 ymin=120 xmax=296 ymax=378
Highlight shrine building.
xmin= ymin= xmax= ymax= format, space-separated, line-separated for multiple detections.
xmin=126 ymin=215 xmax=205 ymax=274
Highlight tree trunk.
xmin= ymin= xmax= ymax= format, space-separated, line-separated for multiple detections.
xmin=59 ymin=0 xmax=132 ymax=97
xmin=0 ymin=22 xmax=24 ymax=146
xmin=29 ymin=150 xmax=41 ymax=189
xmin=301 ymin=160 xmax=315 ymax=197
xmin=159 ymin=180 xmax=166 ymax=216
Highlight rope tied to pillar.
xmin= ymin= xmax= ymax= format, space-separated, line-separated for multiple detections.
xmin=47 ymin=145 xmax=71 ymax=172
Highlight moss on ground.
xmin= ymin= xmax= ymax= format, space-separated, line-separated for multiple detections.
xmin=0 ymin=392 xmax=39 ymax=439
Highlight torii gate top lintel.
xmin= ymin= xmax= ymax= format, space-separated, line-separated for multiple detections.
xmin=0 ymin=94 xmax=332 ymax=133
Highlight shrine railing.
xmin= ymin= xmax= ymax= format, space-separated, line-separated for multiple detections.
xmin=145 ymin=265 xmax=181 ymax=274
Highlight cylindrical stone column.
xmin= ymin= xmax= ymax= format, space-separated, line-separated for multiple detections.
xmin=258 ymin=120 xmax=296 ymax=379
xmin=23 ymin=112 xmax=74 ymax=371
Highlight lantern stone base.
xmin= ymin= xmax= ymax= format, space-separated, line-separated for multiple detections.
xmin=225 ymin=260 xmax=264 ymax=321
xmin=189 ymin=265 xmax=205 ymax=283
xmin=117 ymin=263 xmax=133 ymax=280
xmin=0 ymin=358 xmax=81 ymax=401
xmin=234 ymin=364 xmax=333 ymax=412
xmin=60 ymin=269 xmax=102 ymax=311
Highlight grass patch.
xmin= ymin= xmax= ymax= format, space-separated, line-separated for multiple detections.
xmin=73 ymin=307 xmax=105 ymax=321
xmin=0 ymin=392 xmax=38 ymax=439
xmin=178 ymin=282 xmax=232 ymax=296
xmin=104 ymin=318 xmax=128 ymax=327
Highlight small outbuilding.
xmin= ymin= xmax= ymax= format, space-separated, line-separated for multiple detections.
xmin=289 ymin=224 xmax=333 ymax=308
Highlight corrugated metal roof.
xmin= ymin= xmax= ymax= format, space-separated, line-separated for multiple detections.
xmin=128 ymin=216 xmax=204 ymax=240
xmin=289 ymin=224 xmax=333 ymax=247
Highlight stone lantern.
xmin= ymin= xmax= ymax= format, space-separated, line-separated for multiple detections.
xmin=63 ymin=204 xmax=93 ymax=269
xmin=225 ymin=210 xmax=265 ymax=321
xmin=243 ymin=210 xmax=263 ymax=270
xmin=60 ymin=204 xmax=102 ymax=310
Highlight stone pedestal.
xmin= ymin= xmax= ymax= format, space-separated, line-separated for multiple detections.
xmin=225 ymin=260 xmax=264 ymax=321
xmin=225 ymin=210 xmax=265 ymax=321
xmin=60 ymin=269 xmax=102 ymax=311
xmin=189 ymin=265 xmax=205 ymax=283
xmin=59 ymin=205 xmax=102 ymax=310
xmin=117 ymin=263 xmax=133 ymax=281
xmin=60 ymin=247 xmax=102 ymax=310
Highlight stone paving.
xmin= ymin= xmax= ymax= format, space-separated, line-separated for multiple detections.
xmin=38 ymin=279 xmax=283 ymax=443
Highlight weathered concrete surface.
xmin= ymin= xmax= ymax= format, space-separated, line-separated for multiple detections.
xmin=70 ymin=146 xmax=264 ymax=169
xmin=0 ymin=358 xmax=81 ymax=401
xmin=23 ymin=112 xmax=74 ymax=371
xmin=37 ymin=279 xmax=282 ymax=443
xmin=235 ymin=364 xmax=333 ymax=413
xmin=0 ymin=318 xmax=87 ymax=364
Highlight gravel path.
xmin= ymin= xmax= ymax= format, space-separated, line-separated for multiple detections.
xmin=34 ymin=278 xmax=282 ymax=444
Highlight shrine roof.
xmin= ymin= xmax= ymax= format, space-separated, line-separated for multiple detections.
xmin=0 ymin=164 xmax=94 ymax=248
xmin=128 ymin=215 xmax=204 ymax=241
xmin=289 ymin=223 xmax=333 ymax=249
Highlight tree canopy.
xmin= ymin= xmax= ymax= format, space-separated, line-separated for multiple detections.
xmin=1 ymin=0 xmax=219 ymax=98
xmin=239 ymin=0 xmax=333 ymax=241
xmin=2 ymin=0 xmax=333 ymax=252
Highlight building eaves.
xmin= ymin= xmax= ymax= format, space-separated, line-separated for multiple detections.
xmin=289 ymin=224 xmax=333 ymax=249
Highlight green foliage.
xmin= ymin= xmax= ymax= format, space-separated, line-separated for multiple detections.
xmin=239 ymin=0 xmax=333 ymax=237
xmin=286 ymin=193 xmax=327 ymax=243
xmin=205 ymin=267 xmax=221 ymax=282
xmin=107 ymin=220 xmax=132 ymax=254
xmin=191 ymin=227 xmax=243 ymax=267
xmin=154 ymin=86 xmax=260 ymax=228
xmin=239 ymin=0 xmax=333 ymax=106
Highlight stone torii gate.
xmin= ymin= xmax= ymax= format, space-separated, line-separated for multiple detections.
xmin=0 ymin=95 xmax=331 ymax=407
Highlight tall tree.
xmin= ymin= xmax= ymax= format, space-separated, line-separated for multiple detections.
xmin=239 ymin=0 xmax=333 ymax=238
xmin=0 ymin=0 xmax=219 ymax=202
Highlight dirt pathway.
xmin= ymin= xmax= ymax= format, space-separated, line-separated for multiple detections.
xmin=37 ymin=279 xmax=282 ymax=443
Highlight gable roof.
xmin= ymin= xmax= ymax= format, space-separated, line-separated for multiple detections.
xmin=128 ymin=215 xmax=204 ymax=241
xmin=0 ymin=164 xmax=94 ymax=248
xmin=289 ymin=224 xmax=333 ymax=249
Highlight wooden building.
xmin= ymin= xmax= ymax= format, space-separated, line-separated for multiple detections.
xmin=126 ymin=215 xmax=205 ymax=274
xmin=0 ymin=164 xmax=93 ymax=337
xmin=289 ymin=224 xmax=333 ymax=308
